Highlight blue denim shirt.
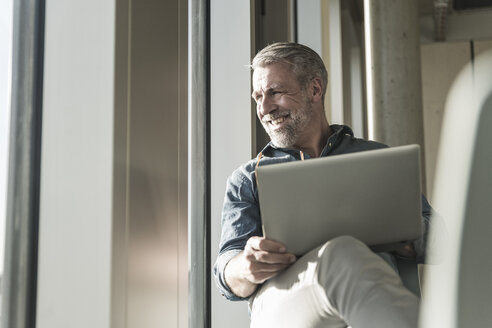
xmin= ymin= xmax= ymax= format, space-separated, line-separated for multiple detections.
xmin=214 ymin=124 xmax=432 ymax=301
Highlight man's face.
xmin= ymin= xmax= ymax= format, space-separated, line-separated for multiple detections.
xmin=252 ymin=63 xmax=313 ymax=148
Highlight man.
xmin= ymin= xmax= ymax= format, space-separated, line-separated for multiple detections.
xmin=214 ymin=42 xmax=431 ymax=328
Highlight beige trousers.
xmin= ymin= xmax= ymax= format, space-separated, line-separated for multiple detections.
xmin=249 ymin=236 xmax=419 ymax=328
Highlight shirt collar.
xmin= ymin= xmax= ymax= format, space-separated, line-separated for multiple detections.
xmin=259 ymin=124 xmax=354 ymax=157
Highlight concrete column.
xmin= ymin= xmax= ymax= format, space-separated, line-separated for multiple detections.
xmin=364 ymin=0 xmax=425 ymax=188
xmin=364 ymin=0 xmax=424 ymax=146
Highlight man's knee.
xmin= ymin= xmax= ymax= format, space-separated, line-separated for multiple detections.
xmin=323 ymin=235 xmax=366 ymax=248
xmin=316 ymin=236 xmax=377 ymax=282
xmin=318 ymin=236 xmax=368 ymax=262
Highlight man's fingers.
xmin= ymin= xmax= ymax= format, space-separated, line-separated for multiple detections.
xmin=245 ymin=271 xmax=278 ymax=284
xmin=249 ymin=250 xmax=296 ymax=264
xmin=246 ymin=261 xmax=290 ymax=273
xmin=244 ymin=262 xmax=290 ymax=284
xmin=246 ymin=236 xmax=287 ymax=253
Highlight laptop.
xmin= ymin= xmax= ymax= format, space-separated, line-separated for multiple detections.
xmin=256 ymin=144 xmax=422 ymax=256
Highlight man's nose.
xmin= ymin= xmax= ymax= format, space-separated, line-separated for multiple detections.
xmin=258 ymin=95 xmax=276 ymax=117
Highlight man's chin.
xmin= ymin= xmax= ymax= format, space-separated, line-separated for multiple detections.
xmin=272 ymin=141 xmax=291 ymax=148
xmin=270 ymin=134 xmax=295 ymax=149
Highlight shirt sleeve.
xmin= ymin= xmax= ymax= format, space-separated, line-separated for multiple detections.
xmin=213 ymin=168 xmax=263 ymax=301
xmin=213 ymin=249 xmax=244 ymax=301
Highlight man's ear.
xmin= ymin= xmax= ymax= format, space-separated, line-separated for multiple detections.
xmin=310 ymin=77 xmax=323 ymax=102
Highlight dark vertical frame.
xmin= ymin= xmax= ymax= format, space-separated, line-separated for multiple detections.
xmin=1 ymin=0 xmax=45 ymax=327
xmin=250 ymin=0 xmax=258 ymax=157
xmin=189 ymin=0 xmax=211 ymax=327
xmin=293 ymin=0 xmax=298 ymax=43
xmin=252 ymin=0 xmax=297 ymax=155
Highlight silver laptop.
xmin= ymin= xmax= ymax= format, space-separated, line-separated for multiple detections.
xmin=256 ymin=144 xmax=422 ymax=255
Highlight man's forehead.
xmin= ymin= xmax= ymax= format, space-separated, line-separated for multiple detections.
xmin=252 ymin=63 xmax=296 ymax=91
xmin=252 ymin=80 xmax=283 ymax=93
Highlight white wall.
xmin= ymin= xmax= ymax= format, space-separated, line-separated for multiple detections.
xmin=297 ymin=0 xmax=323 ymax=56
xmin=421 ymin=39 xmax=492 ymax=201
xmin=341 ymin=8 xmax=365 ymax=138
xmin=421 ymin=42 xmax=470 ymax=201
xmin=210 ymin=1 xmax=252 ymax=327
xmin=36 ymin=1 xmax=115 ymax=327
xmin=327 ymin=0 xmax=344 ymax=124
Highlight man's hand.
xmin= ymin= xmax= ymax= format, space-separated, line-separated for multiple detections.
xmin=224 ymin=236 xmax=297 ymax=298
xmin=395 ymin=243 xmax=417 ymax=258
xmin=242 ymin=237 xmax=297 ymax=284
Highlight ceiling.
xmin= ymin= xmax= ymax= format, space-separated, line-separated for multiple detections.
xmin=350 ymin=0 xmax=492 ymax=22
xmin=419 ymin=0 xmax=492 ymax=15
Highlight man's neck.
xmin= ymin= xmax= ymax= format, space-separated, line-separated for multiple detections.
xmin=294 ymin=120 xmax=332 ymax=158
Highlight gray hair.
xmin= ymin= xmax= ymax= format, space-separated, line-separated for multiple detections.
xmin=251 ymin=42 xmax=328 ymax=99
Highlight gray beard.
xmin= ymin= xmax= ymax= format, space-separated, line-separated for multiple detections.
xmin=268 ymin=124 xmax=300 ymax=148
xmin=263 ymin=104 xmax=312 ymax=148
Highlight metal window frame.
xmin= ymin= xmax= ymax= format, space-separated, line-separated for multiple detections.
xmin=188 ymin=0 xmax=211 ymax=327
xmin=1 ymin=0 xmax=45 ymax=327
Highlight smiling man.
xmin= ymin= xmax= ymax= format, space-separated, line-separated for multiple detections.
xmin=252 ymin=60 xmax=328 ymax=156
xmin=214 ymin=42 xmax=431 ymax=328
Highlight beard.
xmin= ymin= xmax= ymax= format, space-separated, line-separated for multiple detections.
xmin=261 ymin=100 xmax=313 ymax=148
